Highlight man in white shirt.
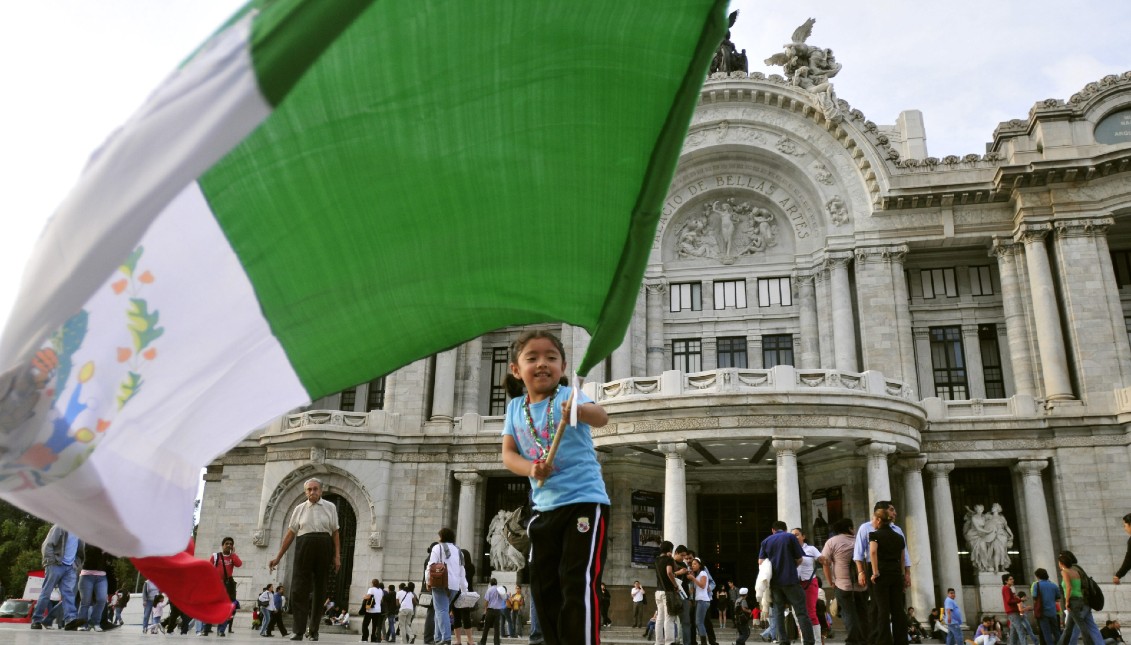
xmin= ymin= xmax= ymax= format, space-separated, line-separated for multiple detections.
xmin=631 ymin=581 xmax=646 ymax=629
xmin=269 ymin=478 xmax=341 ymax=642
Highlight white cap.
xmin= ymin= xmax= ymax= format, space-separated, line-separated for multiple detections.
xmin=739 ymin=587 xmax=749 ymax=595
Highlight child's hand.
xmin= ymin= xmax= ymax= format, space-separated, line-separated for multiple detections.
xmin=560 ymin=398 xmax=573 ymax=424
xmin=530 ymin=459 xmax=553 ymax=480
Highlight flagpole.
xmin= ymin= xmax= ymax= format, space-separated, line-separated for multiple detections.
xmin=535 ymin=374 xmax=580 ymax=488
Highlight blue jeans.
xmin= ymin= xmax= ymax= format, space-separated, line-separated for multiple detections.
xmin=387 ymin=612 xmax=397 ymax=640
xmin=948 ymin=624 xmax=964 ymax=645
xmin=78 ymin=575 xmax=108 ymax=629
xmin=260 ymin=608 xmax=272 ymax=635
xmin=761 ymin=612 xmax=778 ymax=640
xmin=1012 ymin=614 xmax=1038 ymax=645
xmin=142 ymin=597 xmax=154 ymax=633
xmin=432 ymin=589 xmax=453 ymax=642
xmin=1057 ymin=597 xmax=1103 ymax=645
xmin=695 ymin=600 xmax=710 ymax=636
xmin=771 ymin=583 xmax=815 ymax=645
xmin=1038 ymin=615 xmax=1062 ymax=645
xmin=34 ymin=563 xmax=78 ymax=625
xmin=834 ymin=588 xmax=867 ymax=645
xmin=681 ymin=597 xmax=693 ymax=645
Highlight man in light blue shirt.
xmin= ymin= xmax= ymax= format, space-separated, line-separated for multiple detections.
xmin=944 ymin=588 xmax=964 ymax=645
xmin=853 ymin=501 xmax=911 ymax=644
xmin=481 ymin=579 xmax=507 ymax=645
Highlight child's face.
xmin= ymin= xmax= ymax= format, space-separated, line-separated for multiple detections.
xmin=511 ymin=337 xmax=565 ymax=396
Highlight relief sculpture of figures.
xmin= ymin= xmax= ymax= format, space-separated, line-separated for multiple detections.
xmin=674 ymin=199 xmax=778 ymax=264
xmin=963 ymin=503 xmax=1014 ymax=572
xmin=487 ymin=508 xmax=526 ymax=572
xmin=764 ymin=18 xmax=843 ymax=121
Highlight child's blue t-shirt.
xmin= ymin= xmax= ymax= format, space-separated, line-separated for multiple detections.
xmin=502 ymin=386 xmax=610 ymax=511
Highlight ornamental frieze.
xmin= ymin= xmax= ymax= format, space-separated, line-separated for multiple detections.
xmin=673 ymin=198 xmax=779 ymax=264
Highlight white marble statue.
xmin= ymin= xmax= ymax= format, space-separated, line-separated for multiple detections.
xmin=487 ymin=509 xmax=526 ymax=572
xmin=963 ymin=503 xmax=1014 ymax=572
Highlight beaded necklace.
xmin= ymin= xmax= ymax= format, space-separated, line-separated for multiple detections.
xmin=522 ymin=385 xmax=559 ymax=459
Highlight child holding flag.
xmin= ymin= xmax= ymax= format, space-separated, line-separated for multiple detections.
xmin=500 ymin=330 xmax=610 ymax=645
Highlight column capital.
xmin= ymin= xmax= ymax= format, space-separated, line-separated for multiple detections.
xmin=687 ymin=483 xmax=702 ymax=494
xmin=991 ymin=237 xmax=1023 ymax=258
xmin=792 ymin=269 xmax=818 ymax=286
xmin=453 ymin=471 xmax=483 ymax=485
xmin=1015 ymin=222 xmax=1052 ymax=245
xmin=855 ymin=244 xmax=909 ymax=266
xmin=772 ymin=438 xmax=805 ymax=455
xmin=644 ymin=279 xmax=668 ymax=296
xmin=658 ymin=441 xmax=688 ymax=457
xmin=858 ymin=442 xmax=897 ymax=459
xmin=961 ymin=323 xmax=981 ymax=336
xmin=912 ymin=327 xmax=931 ymax=340
xmin=1053 ymin=216 xmax=1114 ymax=239
xmin=824 ymin=250 xmax=855 ymax=270
xmin=1014 ymin=458 xmax=1049 ymax=476
xmin=924 ymin=461 xmax=955 ymax=479
xmin=899 ymin=454 xmax=929 ymax=472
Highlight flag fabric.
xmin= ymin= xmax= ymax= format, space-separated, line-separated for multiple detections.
xmin=0 ymin=0 xmax=726 ymax=578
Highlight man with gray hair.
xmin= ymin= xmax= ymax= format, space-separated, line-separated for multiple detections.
xmin=269 ymin=478 xmax=340 ymax=642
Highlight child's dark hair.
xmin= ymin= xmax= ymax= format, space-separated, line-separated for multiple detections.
xmin=155 ymin=594 xmax=165 ymax=603
xmin=504 ymin=329 xmax=570 ymax=397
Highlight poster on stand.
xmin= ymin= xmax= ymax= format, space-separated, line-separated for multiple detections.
xmin=631 ymin=489 xmax=663 ymax=566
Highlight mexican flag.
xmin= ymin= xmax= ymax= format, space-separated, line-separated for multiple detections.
xmin=0 ymin=0 xmax=724 ymax=588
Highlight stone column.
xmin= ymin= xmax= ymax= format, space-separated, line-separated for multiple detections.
xmin=659 ymin=442 xmax=689 ymax=546
xmin=926 ymin=462 xmax=962 ymax=605
xmin=914 ymin=328 xmax=935 ymax=398
xmin=1052 ymin=217 xmax=1131 ymax=397
xmin=855 ymin=246 xmax=905 ymax=379
xmin=889 ymin=248 xmax=919 ymax=396
xmin=815 ymin=267 xmax=835 ymax=369
xmin=687 ymin=483 xmax=701 ymax=550
xmin=826 ymin=251 xmax=859 ymax=372
xmin=431 ymin=349 xmax=458 ymax=420
xmin=961 ymin=324 xmax=987 ymax=399
xmin=860 ymin=442 xmax=896 ymax=512
xmin=901 ymin=455 xmax=937 ymax=613
xmin=794 ymin=270 xmax=821 ymax=369
xmin=645 ymin=280 xmax=667 ymax=376
xmin=1015 ymin=459 xmax=1056 ymax=574
xmin=453 ymin=471 xmax=483 ymax=555
xmin=460 ymin=338 xmax=483 ymax=415
xmin=774 ymin=439 xmax=805 ymax=529
xmin=1017 ymin=224 xmax=1073 ymax=400
xmin=611 ymin=333 xmax=633 ymax=381
xmin=992 ymin=239 xmax=1036 ymax=396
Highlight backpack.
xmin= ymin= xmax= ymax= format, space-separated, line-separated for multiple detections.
xmin=1075 ymin=566 xmax=1105 ymax=610
xmin=428 ymin=543 xmax=451 ymax=589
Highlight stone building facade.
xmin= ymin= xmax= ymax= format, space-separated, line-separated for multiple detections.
xmin=198 ymin=62 xmax=1131 ymax=621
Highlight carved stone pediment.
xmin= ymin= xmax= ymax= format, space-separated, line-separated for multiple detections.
xmin=670 ymin=198 xmax=781 ymax=264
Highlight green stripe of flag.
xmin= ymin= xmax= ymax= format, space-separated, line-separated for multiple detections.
xmin=199 ymin=0 xmax=727 ymax=398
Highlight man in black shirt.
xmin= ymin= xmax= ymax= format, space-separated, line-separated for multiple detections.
xmin=654 ymin=541 xmax=683 ymax=645
xmin=1101 ymin=619 xmax=1123 ymax=644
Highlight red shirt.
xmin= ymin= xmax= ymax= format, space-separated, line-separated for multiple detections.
xmin=1002 ymin=585 xmax=1021 ymax=614
xmin=210 ymin=551 xmax=243 ymax=579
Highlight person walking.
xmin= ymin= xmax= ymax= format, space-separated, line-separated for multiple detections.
xmin=507 ymin=584 xmax=526 ymax=638
xmin=481 ymin=578 xmax=507 ymax=645
xmin=77 ymin=544 xmax=113 ymax=632
xmin=792 ymin=528 xmax=824 ymax=640
xmin=1056 ymin=550 xmax=1104 ymax=645
xmin=758 ymin=520 xmax=815 ymax=645
xmin=398 ymin=582 xmax=416 ymax=644
xmin=259 ymin=584 xmax=276 ymax=637
xmin=361 ymin=579 xmax=384 ymax=642
xmin=944 ymin=588 xmax=965 ymax=645
xmin=204 ymin=536 xmax=243 ymax=636
xmin=30 ymin=523 xmax=85 ymax=631
xmin=425 ymin=527 xmax=466 ymax=645
xmin=822 ymin=518 xmax=867 ymax=645
xmin=1030 ymin=569 xmax=1062 ymax=645
xmin=269 ymin=477 xmax=341 ymax=642
xmin=268 ymin=584 xmax=290 ymax=638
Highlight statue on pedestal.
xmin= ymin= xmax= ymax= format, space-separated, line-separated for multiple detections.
xmin=763 ymin=18 xmax=843 ymax=121
xmin=963 ymin=502 xmax=1014 ymax=572
xmin=709 ymin=11 xmax=749 ymax=74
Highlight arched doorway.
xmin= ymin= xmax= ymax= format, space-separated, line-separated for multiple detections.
xmin=323 ymin=493 xmax=356 ymax=609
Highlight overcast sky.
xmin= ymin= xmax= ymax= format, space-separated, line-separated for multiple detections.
xmin=2 ymin=1 xmax=1129 ymax=334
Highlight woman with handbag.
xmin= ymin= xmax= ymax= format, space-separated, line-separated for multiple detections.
xmin=425 ymin=527 xmax=466 ymax=645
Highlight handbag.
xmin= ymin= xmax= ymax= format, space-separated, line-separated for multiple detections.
xmin=428 ymin=543 xmax=451 ymax=589
xmin=664 ymin=590 xmax=684 ymax=615
xmin=453 ymin=590 xmax=481 ymax=609
xmin=503 ymin=505 xmax=532 ymax=554
xmin=417 ymin=592 xmax=433 ymax=607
